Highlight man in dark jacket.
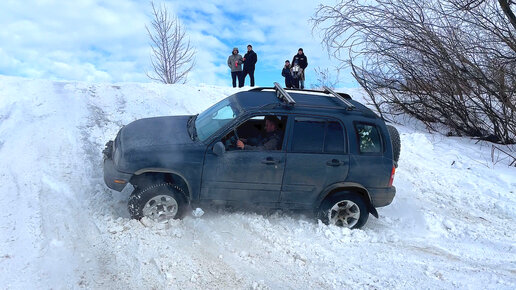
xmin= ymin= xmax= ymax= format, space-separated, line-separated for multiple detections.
xmin=242 ymin=44 xmax=258 ymax=87
xmin=292 ymin=48 xmax=308 ymax=89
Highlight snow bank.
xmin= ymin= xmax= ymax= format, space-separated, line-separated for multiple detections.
xmin=0 ymin=76 xmax=514 ymax=289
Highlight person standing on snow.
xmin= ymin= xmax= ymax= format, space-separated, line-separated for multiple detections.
xmin=228 ymin=47 xmax=244 ymax=88
xmin=292 ymin=48 xmax=308 ymax=89
xmin=281 ymin=60 xmax=294 ymax=88
xmin=242 ymin=44 xmax=258 ymax=87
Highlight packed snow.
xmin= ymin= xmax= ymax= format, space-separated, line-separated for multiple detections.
xmin=0 ymin=75 xmax=515 ymax=289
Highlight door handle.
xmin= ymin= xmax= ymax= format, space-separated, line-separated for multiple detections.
xmin=326 ymin=159 xmax=342 ymax=167
xmin=262 ymin=157 xmax=279 ymax=165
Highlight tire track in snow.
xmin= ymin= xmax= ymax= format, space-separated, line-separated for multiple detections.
xmin=70 ymin=83 xmax=137 ymax=288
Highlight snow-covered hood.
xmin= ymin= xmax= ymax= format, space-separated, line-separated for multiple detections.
xmin=119 ymin=115 xmax=193 ymax=152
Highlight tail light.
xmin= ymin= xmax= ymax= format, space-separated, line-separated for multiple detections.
xmin=388 ymin=166 xmax=396 ymax=187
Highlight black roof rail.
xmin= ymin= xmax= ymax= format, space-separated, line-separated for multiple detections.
xmin=323 ymin=86 xmax=355 ymax=111
xmin=249 ymin=84 xmax=355 ymax=110
xmin=273 ymin=82 xmax=296 ymax=106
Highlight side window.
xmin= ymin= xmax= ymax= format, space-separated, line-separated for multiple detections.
xmin=355 ymin=123 xmax=382 ymax=153
xmin=325 ymin=121 xmax=345 ymax=154
xmin=292 ymin=117 xmax=325 ymax=153
xmin=223 ymin=115 xmax=287 ymax=151
xmin=291 ymin=117 xmax=346 ymax=154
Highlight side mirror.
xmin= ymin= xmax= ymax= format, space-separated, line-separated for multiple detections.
xmin=213 ymin=142 xmax=225 ymax=156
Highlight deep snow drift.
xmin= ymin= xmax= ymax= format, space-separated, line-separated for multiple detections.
xmin=0 ymin=75 xmax=514 ymax=289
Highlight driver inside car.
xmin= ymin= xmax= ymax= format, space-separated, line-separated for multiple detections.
xmin=236 ymin=115 xmax=282 ymax=150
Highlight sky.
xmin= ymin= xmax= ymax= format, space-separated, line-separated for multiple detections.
xmin=0 ymin=0 xmax=358 ymax=88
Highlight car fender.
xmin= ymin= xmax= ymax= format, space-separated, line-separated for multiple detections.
xmin=317 ymin=182 xmax=379 ymax=218
xmin=132 ymin=168 xmax=193 ymax=199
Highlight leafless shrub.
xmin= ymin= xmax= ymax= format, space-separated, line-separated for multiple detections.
xmin=147 ymin=2 xmax=195 ymax=84
xmin=491 ymin=144 xmax=516 ymax=166
xmin=312 ymin=0 xmax=516 ymax=144
xmin=310 ymin=66 xmax=339 ymax=90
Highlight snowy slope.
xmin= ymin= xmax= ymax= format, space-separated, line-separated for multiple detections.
xmin=0 ymin=75 xmax=514 ymax=289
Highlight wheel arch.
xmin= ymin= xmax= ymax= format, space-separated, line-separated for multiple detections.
xmin=130 ymin=168 xmax=191 ymax=201
xmin=317 ymin=182 xmax=379 ymax=218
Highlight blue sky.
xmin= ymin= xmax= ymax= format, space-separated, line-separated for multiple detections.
xmin=0 ymin=0 xmax=358 ymax=88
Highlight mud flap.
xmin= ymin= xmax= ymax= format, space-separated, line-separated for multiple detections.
xmin=369 ymin=205 xmax=379 ymax=218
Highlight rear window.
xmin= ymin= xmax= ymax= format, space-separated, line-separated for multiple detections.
xmin=325 ymin=121 xmax=345 ymax=154
xmin=291 ymin=117 xmax=346 ymax=154
xmin=292 ymin=117 xmax=325 ymax=153
xmin=355 ymin=123 xmax=382 ymax=153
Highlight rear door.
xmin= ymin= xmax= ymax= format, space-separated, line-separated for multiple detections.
xmin=347 ymin=121 xmax=392 ymax=188
xmin=281 ymin=116 xmax=349 ymax=207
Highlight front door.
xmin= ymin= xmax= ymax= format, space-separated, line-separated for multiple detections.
xmin=201 ymin=115 xmax=287 ymax=204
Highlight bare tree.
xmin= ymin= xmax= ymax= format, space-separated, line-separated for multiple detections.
xmin=147 ymin=2 xmax=195 ymax=84
xmin=456 ymin=0 xmax=516 ymax=31
xmin=310 ymin=66 xmax=339 ymax=90
xmin=312 ymin=0 xmax=516 ymax=144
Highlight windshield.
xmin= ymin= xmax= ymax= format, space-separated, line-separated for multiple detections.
xmin=195 ymin=97 xmax=241 ymax=141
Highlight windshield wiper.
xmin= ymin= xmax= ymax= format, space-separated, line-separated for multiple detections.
xmin=187 ymin=114 xmax=198 ymax=140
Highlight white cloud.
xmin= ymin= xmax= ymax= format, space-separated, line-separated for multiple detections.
xmin=0 ymin=0 xmax=358 ymax=88
xmin=0 ymin=0 xmax=149 ymax=81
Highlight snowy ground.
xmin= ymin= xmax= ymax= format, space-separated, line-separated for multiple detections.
xmin=0 ymin=75 xmax=515 ymax=289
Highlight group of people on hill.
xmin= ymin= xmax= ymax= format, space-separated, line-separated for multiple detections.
xmin=227 ymin=44 xmax=257 ymax=88
xmin=282 ymin=48 xmax=308 ymax=89
xmin=227 ymin=45 xmax=308 ymax=89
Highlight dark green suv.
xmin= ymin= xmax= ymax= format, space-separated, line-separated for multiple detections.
xmin=103 ymin=83 xmax=400 ymax=229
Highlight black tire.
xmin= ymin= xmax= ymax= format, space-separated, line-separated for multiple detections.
xmin=387 ymin=125 xmax=401 ymax=165
xmin=128 ymin=183 xmax=188 ymax=221
xmin=319 ymin=192 xmax=369 ymax=229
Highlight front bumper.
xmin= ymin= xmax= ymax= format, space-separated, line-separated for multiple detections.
xmin=103 ymin=141 xmax=131 ymax=192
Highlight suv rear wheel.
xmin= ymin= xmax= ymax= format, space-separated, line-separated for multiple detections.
xmin=128 ymin=183 xmax=188 ymax=221
xmin=319 ymin=192 xmax=369 ymax=229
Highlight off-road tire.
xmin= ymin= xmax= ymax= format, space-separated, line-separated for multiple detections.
xmin=319 ymin=192 xmax=369 ymax=229
xmin=387 ymin=125 xmax=401 ymax=165
xmin=128 ymin=183 xmax=188 ymax=220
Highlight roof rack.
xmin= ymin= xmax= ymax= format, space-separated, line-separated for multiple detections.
xmin=323 ymin=86 xmax=355 ymax=111
xmin=273 ymin=82 xmax=296 ymax=106
xmin=250 ymin=84 xmax=354 ymax=110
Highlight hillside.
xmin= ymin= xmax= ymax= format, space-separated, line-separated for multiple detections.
xmin=0 ymin=76 xmax=514 ymax=289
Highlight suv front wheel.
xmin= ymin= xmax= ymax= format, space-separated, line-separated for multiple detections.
xmin=319 ymin=192 xmax=369 ymax=229
xmin=128 ymin=183 xmax=188 ymax=221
